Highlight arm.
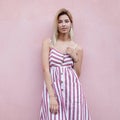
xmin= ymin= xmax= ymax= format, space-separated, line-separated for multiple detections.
xmin=41 ymin=39 xmax=55 ymax=97
xmin=73 ymin=48 xmax=83 ymax=78
xmin=66 ymin=46 xmax=83 ymax=78
xmin=41 ymin=39 xmax=58 ymax=114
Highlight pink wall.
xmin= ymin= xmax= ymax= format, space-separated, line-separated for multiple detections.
xmin=0 ymin=0 xmax=120 ymax=120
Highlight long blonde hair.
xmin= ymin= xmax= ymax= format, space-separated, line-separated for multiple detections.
xmin=52 ymin=8 xmax=74 ymax=45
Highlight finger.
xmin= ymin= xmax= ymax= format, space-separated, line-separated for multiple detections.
xmin=53 ymin=105 xmax=57 ymax=114
xmin=52 ymin=105 xmax=55 ymax=113
xmin=54 ymin=105 xmax=58 ymax=114
xmin=56 ymin=105 xmax=58 ymax=113
xmin=55 ymin=104 xmax=58 ymax=114
xmin=67 ymin=46 xmax=72 ymax=48
xmin=67 ymin=48 xmax=72 ymax=51
xmin=66 ymin=49 xmax=73 ymax=54
xmin=66 ymin=48 xmax=71 ymax=52
xmin=67 ymin=47 xmax=73 ymax=50
xmin=50 ymin=105 xmax=54 ymax=113
xmin=54 ymin=105 xmax=57 ymax=114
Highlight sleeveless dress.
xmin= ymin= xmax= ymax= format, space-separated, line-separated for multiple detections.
xmin=40 ymin=48 xmax=91 ymax=120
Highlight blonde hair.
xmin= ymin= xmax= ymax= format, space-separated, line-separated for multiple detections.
xmin=52 ymin=8 xmax=74 ymax=45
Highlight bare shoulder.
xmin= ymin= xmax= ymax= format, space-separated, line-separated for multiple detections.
xmin=76 ymin=45 xmax=83 ymax=52
xmin=42 ymin=38 xmax=51 ymax=49
xmin=72 ymin=41 xmax=83 ymax=52
xmin=42 ymin=38 xmax=51 ymax=46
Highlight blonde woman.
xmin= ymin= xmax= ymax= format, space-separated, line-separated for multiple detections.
xmin=40 ymin=8 xmax=91 ymax=120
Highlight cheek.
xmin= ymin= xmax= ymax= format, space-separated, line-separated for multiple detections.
xmin=67 ymin=25 xmax=71 ymax=31
xmin=67 ymin=23 xmax=71 ymax=28
xmin=57 ymin=24 xmax=62 ymax=29
xmin=57 ymin=25 xmax=62 ymax=32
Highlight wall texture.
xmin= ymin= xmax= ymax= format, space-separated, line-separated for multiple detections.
xmin=0 ymin=0 xmax=120 ymax=120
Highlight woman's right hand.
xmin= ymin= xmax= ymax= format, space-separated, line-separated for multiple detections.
xmin=49 ymin=96 xmax=59 ymax=114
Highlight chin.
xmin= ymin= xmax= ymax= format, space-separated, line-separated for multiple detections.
xmin=60 ymin=30 xmax=69 ymax=34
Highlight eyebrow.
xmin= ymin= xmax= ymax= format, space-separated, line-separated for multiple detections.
xmin=58 ymin=18 xmax=70 ymax=21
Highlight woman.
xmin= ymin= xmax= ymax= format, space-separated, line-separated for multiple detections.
xmin=40 ymin=8 xmax=91 ymax=120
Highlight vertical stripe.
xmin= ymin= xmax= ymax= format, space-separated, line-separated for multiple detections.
xmin=65 ymin=68 xmax=67 ymax=107
xmin=85 ymin=102 xmax=86 ymax=120
xmin=68 ymin=69 xmax=72 ymax=120
xmin=56 ymin=67 xmax=63 ymax=120
xmin=39 ymin=48 xmax=91 ymax=120
xmin=70 ymin=70 xmax=73 ymax=120
xmin=71 ymin=69 xmax=79 ymax=120
xmin=76 ymin=78 xmax=79 ymax=120
xmin=55 ymin=67 xmax=60 ymax=120
xmin=67 ymin=69 xmax=70 ymax=120
xmin=80 ymin=87 xmax=84 ymax=120
xmin=66 ymin=68 xmax=69 ymax=120
xmin=46 ymin=88 xmax=49 ymax=120
xmin=72 ymin=72 xmax=75 ymax=120
xmin=74 ymin=77 xmax=77 ymax=120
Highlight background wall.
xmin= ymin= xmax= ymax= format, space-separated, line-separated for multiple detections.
xmin=0 ymin=0 xmax=120 ymax=120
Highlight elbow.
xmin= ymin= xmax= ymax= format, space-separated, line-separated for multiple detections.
xmin=43 ymin=68 xmax=50 ymax=74
xmin=76 ymin=71 xmax=81 ymax=78
xmin=77 ymin=73 xmax=80 ymax=78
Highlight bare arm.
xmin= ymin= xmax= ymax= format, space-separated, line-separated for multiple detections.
xmin=73 ymin=48 xmax=83 ymax=78
xmin=66 ymin=46 xmax=83 ymax=78
xmin=42 ymin=39 xmax=55 ymax=96
xmin=42 ymin=39 xmax=58 ymax=114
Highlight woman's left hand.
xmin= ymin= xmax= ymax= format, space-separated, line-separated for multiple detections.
xmin=66 ymin=47 xmax=74 ymax=55
xmin=66 ymin=47 xmax=78 ymax=60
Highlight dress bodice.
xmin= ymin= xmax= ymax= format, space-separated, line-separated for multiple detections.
xmin=49 ymin=48 xmax=74 ymax=68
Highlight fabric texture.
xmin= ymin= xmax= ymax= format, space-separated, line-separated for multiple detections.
xmin=40 ymin=48 xmax=91 ymax=120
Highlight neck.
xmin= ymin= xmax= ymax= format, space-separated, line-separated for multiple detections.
xmin=58 ymin=33 xmax=70 ymax=41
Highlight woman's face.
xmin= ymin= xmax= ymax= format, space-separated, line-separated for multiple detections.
xmin=57 ymin=14 xmax=72 ymax=34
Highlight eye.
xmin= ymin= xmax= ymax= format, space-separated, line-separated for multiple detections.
xmin=65 ymin=19 xmax=70 ymax=23
xmin=58 ymin=20 xmax=62 ymax=24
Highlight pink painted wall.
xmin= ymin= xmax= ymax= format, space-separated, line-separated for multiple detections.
xmin=0 ymin=0 xmax=120 ymax=120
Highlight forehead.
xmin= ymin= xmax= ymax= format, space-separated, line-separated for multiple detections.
xmin=58 ymin=14 xmax=70 ymax=20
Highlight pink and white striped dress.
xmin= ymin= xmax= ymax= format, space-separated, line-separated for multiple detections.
xmin=40 ymin=48 xmax=91 ymax=120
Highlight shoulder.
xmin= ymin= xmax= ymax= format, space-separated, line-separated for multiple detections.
xmin=42 ymin=38 xmax=51 ymax=45
xmin=42 ymin=38 xmax=52 ymax=49
xmin=72 ymin=41 xmax=83 ymax=57
xmin=72 ymin=41 xmax=83 ymax=52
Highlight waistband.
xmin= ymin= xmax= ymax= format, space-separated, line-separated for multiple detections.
xmin=50 ymin=65 xmax=72 ymax=69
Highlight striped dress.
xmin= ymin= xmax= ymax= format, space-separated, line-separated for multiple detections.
xmin=40 ymin=48 xmax=91 ymax=120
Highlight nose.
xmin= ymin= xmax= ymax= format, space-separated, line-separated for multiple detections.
xmin=62 ymin=21 xmax=66 ymax=26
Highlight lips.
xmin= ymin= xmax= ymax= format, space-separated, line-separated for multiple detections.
xmin=61 ymin=28 xmax=67 ymax=30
